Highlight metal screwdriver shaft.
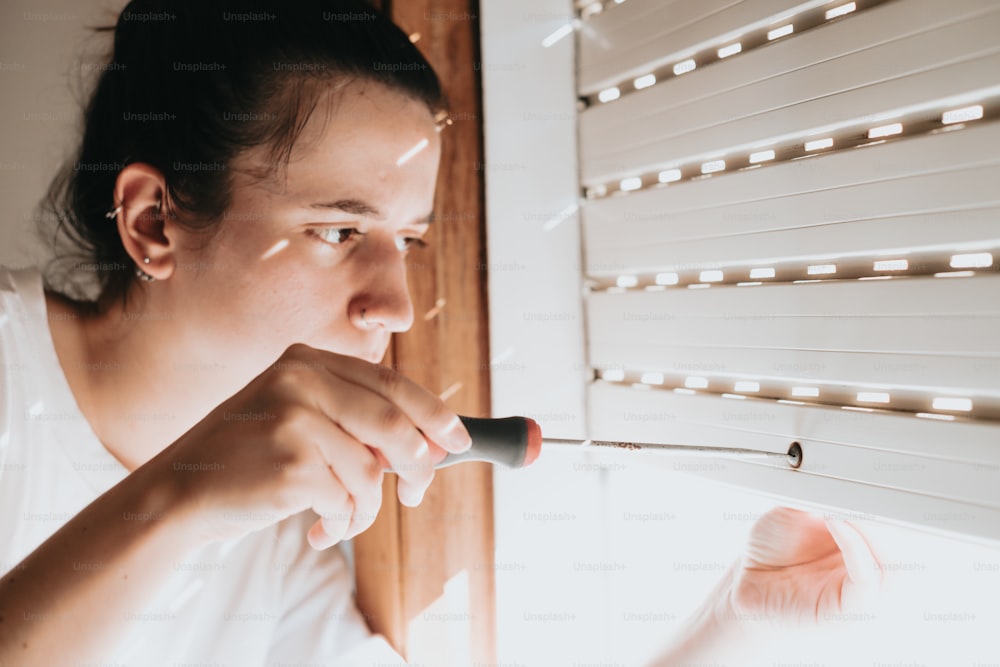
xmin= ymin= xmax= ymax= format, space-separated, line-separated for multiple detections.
xmin=543 ymin=437 xmax=801 ymax=467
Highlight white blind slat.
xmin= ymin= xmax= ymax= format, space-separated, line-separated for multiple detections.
xmin=579 ymin=0 xmax=831 ymax=95
xmin=587 ymin=210 xmax=1000 ymax=277
xmin=587 ymin=382 xmax=1000 ymax=480
xmin=587 ymin=343 xmax=1000 ymax=399
xmin=588 ymin=276 xmax=1000 ymax=360
xmin=584 ymin=121 xmax=1000 ymax=275
xmin=584 ymin=118 xmax=1000 ymax=265
xmin=580 ymin=0 xmax=1000 ymax=184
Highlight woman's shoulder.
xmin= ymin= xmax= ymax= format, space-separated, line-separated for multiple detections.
xmin=0 ymin=266 xmax=39 ymax=341
xmin=0 ymin=266 xmax=42 ymax=454
xmin=0 ymin=266 xmax=67 ymax=355
xmin=0 ymin=265 xmax=87 ymax=346
xmin=0 ymin=264 xmax=81 ymax=407
xmin=0 ymin=264 xmax=44 ymax=312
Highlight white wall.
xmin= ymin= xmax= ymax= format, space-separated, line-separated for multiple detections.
xmin=478 ymin=0 xmax=588 ymax=440
xmin=0 ymin=0 xmax=126 ymax=268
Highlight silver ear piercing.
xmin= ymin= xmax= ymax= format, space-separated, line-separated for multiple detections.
xmin=434 ymin=110 xmax=453 ymax=133
xmin=135 ymin=257 xmax=155 ymax=282
xmin=108 ymin=201 xmax=160 ymax=281
xmin=106 ymin=200 xmax=162 ymax=220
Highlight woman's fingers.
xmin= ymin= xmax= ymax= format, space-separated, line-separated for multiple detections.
xmin=307 ymin=515 xmax=350 ymax=550
xmin=745 ymin=507 xmax=832 ymax=567
xmin=307 ymin=477 xmax=354 ymax=550
xmin=304 ymin=417 xmax=386 ymax=539
xmin=284 ymin=345 xmax=472 ymax=501
xmin=825 ymin=518 xmax=882 ymax=590
xmin=301 ymin=345 xmax=473 ymax=454
xmin=277 ymin=410 xmax=383 ymax=549
xmin=280 ymin=358 xmax=438 ymax=506
xmin=308 ymin=380 xmax=434 ymax=505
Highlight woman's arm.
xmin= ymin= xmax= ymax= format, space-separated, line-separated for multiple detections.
xmin=647 ymin=562 xmax=753 ymax=666
xmin=0 ymin=344 xmax=471 ymax=665
xmin=0 ymin=461 xmax=202 ymax=664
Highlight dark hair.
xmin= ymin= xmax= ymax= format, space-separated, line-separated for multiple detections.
xmin=42 ymin=0 xmax=444 ymax=305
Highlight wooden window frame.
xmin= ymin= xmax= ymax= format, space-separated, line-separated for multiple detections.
xmin=353 ymin=1 xmax=497 ymax=664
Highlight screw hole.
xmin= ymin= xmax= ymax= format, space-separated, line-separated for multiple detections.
xmin=787 ymin=442 xmax=803 ymax=469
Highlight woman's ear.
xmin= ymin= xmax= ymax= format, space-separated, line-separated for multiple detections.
xmin=111 ymin=163 xmax=176 ymax=281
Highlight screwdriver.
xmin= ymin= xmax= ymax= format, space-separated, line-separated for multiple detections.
xmin=432 ymin=416 xmax=803 ymax=469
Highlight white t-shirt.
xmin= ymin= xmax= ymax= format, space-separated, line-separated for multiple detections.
xmin=0 ymin=266 xmax=402 ymax=666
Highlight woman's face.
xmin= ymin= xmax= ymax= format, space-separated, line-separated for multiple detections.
xmin=163 ymin=81 xmax=441 ymax=369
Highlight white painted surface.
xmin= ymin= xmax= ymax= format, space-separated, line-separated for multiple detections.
xmin=578 ymin=0 xmax=832 ymax=95
xmin=480 ymin=0 xmax=588 ymax=437
xmin=587 ymin=276 xmax=1000 ymax=398
xmin=583 ymin=121 xmax=1000 ymax=275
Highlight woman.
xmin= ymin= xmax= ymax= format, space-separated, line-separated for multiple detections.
xmin=0 ymin=0 xmax=880 ymax=664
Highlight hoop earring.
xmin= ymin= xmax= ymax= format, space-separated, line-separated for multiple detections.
xmin=105 ymin=204 xmax=122 ymax=220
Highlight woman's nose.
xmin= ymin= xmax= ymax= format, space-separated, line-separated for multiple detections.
xmin=348 ymin=234 xmax=415 ymax=333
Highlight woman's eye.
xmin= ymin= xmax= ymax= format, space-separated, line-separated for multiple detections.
xmin=311 ymin=228 xmax=426 ymax=252
xmin=315 ymin=227 xmax=363 ymax=245
xmin=396 ymin=237 xmax=429 ymax=252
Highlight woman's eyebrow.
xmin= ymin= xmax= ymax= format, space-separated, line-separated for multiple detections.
xmin=307 ymin=199 xmax=434 ymax=225
xmin=308 ymin=198 xmax=384 ymax=219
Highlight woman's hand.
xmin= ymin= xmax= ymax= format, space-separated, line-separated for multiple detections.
xmin=651 ymin=507 xmax=882 ymax=666
xmin=152 ymin=343 xmax=472 ymax=549
xmin=723 ymin=507 xmax=882 ymax=628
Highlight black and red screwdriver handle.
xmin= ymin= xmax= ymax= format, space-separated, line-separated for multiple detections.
xmin=432 ymin=416 xmax=542 ymax=469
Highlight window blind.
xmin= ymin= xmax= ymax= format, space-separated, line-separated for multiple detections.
xmin=575 ymin=0 xmax=1000 ymax=542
